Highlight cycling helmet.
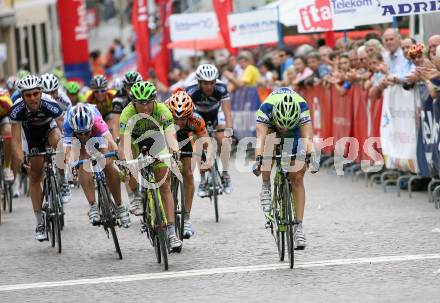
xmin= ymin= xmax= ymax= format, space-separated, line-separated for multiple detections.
xmin=112 ymin=78 xmax=124 ymax=91
xmin=52 ymin=68 xmax=64 ymax=80
xmin=65 ymin=81 xmax=80 ymax=94
xmin=272 ymin=94 xmax=301 ymax=129
xmin=69 ymin=104 xmax=94 ymax=133
xmin=123 ymin=71 xmax=143 ymax=86
xmin=195 ymin=64 xmax=218 ymax=81
xmin=6 ymin=76 xmax=18 ymax=91
xmin=168 ymin=90 xmax=193 ymax=118
xmin=90 ymin=75 xmax=108 ymax=89
xmin=17 ymin=70 xmax=30 ymax=79
xmin=18 ymin=75 xmax=41 ymax=92
xmin=41 ymin=73 xmax=59 ymax=92
xmin=130 ymin=81 xmax=157 ymax=102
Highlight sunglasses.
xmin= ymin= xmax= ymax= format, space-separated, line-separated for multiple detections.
xmin=134 ymin=97 xmax=155 ymax=104
xmin=75 ymin=130 xmax=92 ymax=136
xmin=200 ymin=80 xmax=216 ymax=86
xmin=94 ymin=89 xmax=106 ymax=94
xmin=23 ymin=91 xmax=40 ymax=98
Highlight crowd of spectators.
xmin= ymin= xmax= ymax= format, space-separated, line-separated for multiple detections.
xmin=165 ymin=28 xmax=440 ymax=104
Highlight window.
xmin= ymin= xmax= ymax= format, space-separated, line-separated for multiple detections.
xmin=40 ymin=23 xmax=48 ymax=64
xmin=14 ymin=27 xmax=21 ymax=70
xmin=32 ymin=25 xmax=39 ymax=73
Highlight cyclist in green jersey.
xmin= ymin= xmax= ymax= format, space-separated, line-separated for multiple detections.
xmin=118 ymin=81 xmax=182 ymax=251
xmin=254 ymin=87 xmax=317 ymax=250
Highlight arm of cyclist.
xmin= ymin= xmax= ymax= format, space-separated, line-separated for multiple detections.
xmin=253 ymin=123 xmax=269 ymax=175
xmin=11 ymin=122 xmax=24 ymax=170
xmin=221 ymin=98 xmax=233 ymax=136
xmin=300 ymin=123 xmax=319 ymax=173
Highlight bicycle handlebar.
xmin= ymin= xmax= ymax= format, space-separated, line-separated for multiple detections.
xmin=73 ymin=151 xmax=118 ymax=169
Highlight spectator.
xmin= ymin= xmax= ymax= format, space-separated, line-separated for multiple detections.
xmin=223 ymin=51 xmax=260 ymax=89
xmin=257 ymin=59 xmax=275 ymax=100
xmin=366 ymin=52 xmax=387 ymax=98
xmin=278 ymin=47 xmax=294 ymax=80
xmin=319 ymin=45 xmax=333 ymax=66
xmin=382 ymin=28 xmax=413 ymax=85
xmin=428 ymin=35 xmax=440 ymax=59
xmin=305 ymin=52 xmax=330 ymax=86
xmin=328 ymin=53 xmax=352 ymax=95
xmin=365 ymin=39 xmax=386 ymax=56
xmin=348 ymin=50 xmax=360 ymax=69
xmin=89 ymin=50 xmax=106 ymax=76
xmin=356 ymin=46 xmax=372 ymax=83
xmin=113 ymin=39 xmax=126 ymax=63
xmin=292 ymin=56 xmax=313 ymax=90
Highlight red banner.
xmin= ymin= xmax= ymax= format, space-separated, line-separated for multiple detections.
xmin=132 ymin=0 xmax=150 ymax=79
xmin=352 ymin=84 xmax=369 ymax=161
xmin=57 ymin=0 xmax=89 ymax=65
xmin=152 ymin=0 xmax=171 ymax=86
xmin=212 ymin=0 xmax=237 ymax=55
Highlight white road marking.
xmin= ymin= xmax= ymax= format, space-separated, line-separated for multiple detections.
xmin=1 ymin=253 xmax=439 ymax=292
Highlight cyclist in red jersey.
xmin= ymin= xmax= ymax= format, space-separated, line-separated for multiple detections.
xmin=167 ymin=90 xmax=213 ymax=238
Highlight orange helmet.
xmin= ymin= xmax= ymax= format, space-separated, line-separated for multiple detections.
xmin=168 ymin=90 xmax=193 ymax=118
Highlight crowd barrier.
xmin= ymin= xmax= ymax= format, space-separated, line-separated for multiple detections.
xmin=297 ymin=83 xmax=440 ymax=180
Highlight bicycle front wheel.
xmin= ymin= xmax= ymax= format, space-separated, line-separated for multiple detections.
xmin=98 ymin=183 xmax=122 ymax=259
xmin=50 ymin=176 xmax=62 ymax=254
xmin=273 ymin=174 xmax=285 ymax=261
xmin=172 ymin=177 xmax=185 ymax=241
xmin=211 ymin=165 xmax=219 ymax=223
xmin=151 ymin=188 xmax=168 ymax=271
xmin=284 ymin=181 xmax=294 ymax=269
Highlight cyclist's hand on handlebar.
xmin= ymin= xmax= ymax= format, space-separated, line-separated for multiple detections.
xmin=117 ymin=163 xmax=131 ymax=182
xmin=22 ymin=158 xmax=31 ymax=170
xmin=200 ymin=160 xmax=212 ymax=172
xmin=224 ymin=128 xmax=234 ymax=138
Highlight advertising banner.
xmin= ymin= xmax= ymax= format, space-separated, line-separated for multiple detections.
xmin=230 ymin=87 xmax=261 ymax=139
xmin=57 ymin=0 xmax=91 ymax=82
xmin=296 ymin=0 xmax=391 ymax=33
xmin=169 ymin=12 xmax=219 ymax=42
xmin=228 ymin=9 xmax=279 ymax=48
xmin=380 ymin=0 xmax=440 ymax=17
xmin=380 ymin=85 xmax=419 ymax=173
xmin=131 ymin=0 xmax=150 ymax=79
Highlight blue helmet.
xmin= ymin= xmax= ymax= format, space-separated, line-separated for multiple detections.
xmin=69 ymin=104 xmax=94 ymax=133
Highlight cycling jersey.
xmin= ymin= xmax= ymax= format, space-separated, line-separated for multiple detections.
xmin=174 ymin=112 xmax=207 ymax=153
xmin=256 ymin=88 xmax=311 ymax=153
xmin=83 ymin=89 xmax=117 ymax=119
xmin=256 ymin=89 xmax=311 ymax=129
xmin=12 ymin=89 xmax=71 ymax=112
xmin=63 ymin=104 xmax=110 ymax=146
xmin=9 ymin=95 xmax=63 ymax=153
xmin=185 ymin=79 xmax=229 ymax=113
xmin=174 ymin=112 xmax=206 ymax=138
xmin=0 ymin=94 xmax=13 ymax=119
xmin=119 ymin=102 xmax=174 ymax=158
xmin=112 ymin=90 xmax=130 ymax=114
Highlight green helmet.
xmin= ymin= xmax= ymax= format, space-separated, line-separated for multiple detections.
xmin=17 ymin=69 xmax=30 ymax=79
xmin=65 ymin=81 xmax=80 ymax=94
xmin=52 ymin=68 xmax=64 ymax=80
xmin=123 ymin=71 xmax=143 ymax=86
xmin=130 ymin=81 xmax=157 ymax=102
xmin=272 ymin=94 xmax=301 ymax=129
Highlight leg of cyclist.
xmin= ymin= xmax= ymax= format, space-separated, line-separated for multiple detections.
xmin=216 ymin=110 xmax=232 ymax=193
xmin=0 ymin=121 xmax=14 ymax=182
xmin=182 ymin=157 xmax=195 ymax=238
xmin=154 ymin=165 xmax=182 ymax=250
xmin=288 ymin=163 xmax=307 ymax=249
xmin=77 ymin=147 xmax=100 ymax=225
xmin=29 ymin=156 xmax=46 ymax=240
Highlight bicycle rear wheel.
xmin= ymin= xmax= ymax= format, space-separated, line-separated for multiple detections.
xmin=172 ymin=177 xmax=185 ymax=240
xmin=99 ymin=183 xmax=122 ymax=259
xmin=6 ymin=183 xmax=12 ymax=213
xmin=284 ymin=181 xmax=294 ymax=269
xmin=152 ymin=188 xmax=168 ymax=270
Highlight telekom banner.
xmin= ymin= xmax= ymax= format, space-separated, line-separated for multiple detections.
xmin=296 ymin=0 xmax=391 ymax=33
xmin=57 ymin=0 xmax=91 ymax=82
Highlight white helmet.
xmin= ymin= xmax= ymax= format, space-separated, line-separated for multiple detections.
xmin=18 ymin=75 xmax=41 ymax=92
xmin=195 ymin=64 xmax=218 ymax=81
xmin=69 ymin=104 xmax=94 ymax=133
xmin=41 ymin=73 xmax=59 ymax=92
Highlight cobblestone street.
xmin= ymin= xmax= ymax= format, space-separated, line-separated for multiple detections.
xmin=1 ymin=165 xmax=440 ymax=302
